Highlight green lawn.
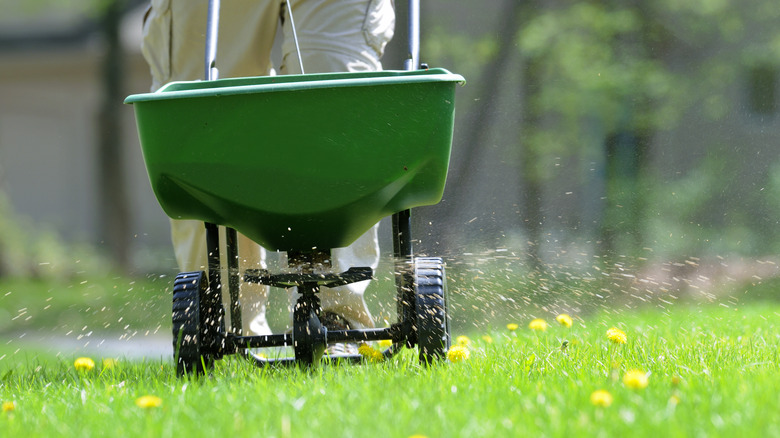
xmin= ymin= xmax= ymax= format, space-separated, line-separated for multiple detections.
xmin=0 ymin=274 xmax=171 ymax=334
xmin=1 ymin=298 xmax=778 ymax=437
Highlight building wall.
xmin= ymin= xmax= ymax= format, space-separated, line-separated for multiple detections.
xmin=0 ymin=42 xmax=176 ymax=271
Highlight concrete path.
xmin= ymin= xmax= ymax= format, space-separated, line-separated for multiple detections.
xmin=2 ymin=330 xmax=171 ymax=361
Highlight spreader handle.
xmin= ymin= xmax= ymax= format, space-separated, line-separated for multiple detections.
xmin=404 ymin=0 xmax=420 ymax=71
xmin=205 ymin=0 xmax=220 ymax=80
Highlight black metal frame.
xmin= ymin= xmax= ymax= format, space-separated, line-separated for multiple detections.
xmin=199 ymin=208 xmax=416 ymax=366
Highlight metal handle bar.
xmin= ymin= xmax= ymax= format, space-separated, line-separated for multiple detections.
xmin=205 ymin=0 xmax=220 ymax=80
xmin=405 ymin=0 xmax=420 ymax=71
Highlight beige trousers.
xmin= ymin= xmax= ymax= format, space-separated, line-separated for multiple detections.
xmin=141 ymin=0 xmax=395 ymax=334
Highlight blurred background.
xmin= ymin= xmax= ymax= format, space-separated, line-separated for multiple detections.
xmin=1 ymin=0 xmax=779 ymax=355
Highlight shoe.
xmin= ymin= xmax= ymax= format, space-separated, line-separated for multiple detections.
xmin=320 ymin=311 xmax=358 ymax=356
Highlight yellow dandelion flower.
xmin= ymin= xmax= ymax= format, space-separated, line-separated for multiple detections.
xmin=623 ymin=369 xmax=649 ymax=389
xmin=481 ymin=335 xmax=493 ymax=344
xmin=357 ymin=343 xmax=373 ymax=356
xmin=528 ymin=318 xmax=548 ymax=332
xmin=606 ymin=327 xmax=627 ymax=344
xmin=455 ymin=335 xmax=471 ymax=347
xmin=408 ymin=435 xmax=429 ymax=438
xmin=506 ymin=323 xmax=519 ymax=331
xmin=446 ymin=345 xmax=470 ymax=363
xmin=556 ymin=314 xmax=573 ymax=328
xmin=378 ymin=339 xmax=393 ymax=349
xmin=589 ymin=390 xmax=613 ymax=407
xmin=101 ymin=358 xmax=118 ymax=370
xmin=135 ymin=395 xmax=163 ymax=409
xmin=668 ymin=395 xmax=680 ymax=405
xmin=2 ymin=401 xmax=15 ymax=412
xmin=74 ymin=357 xmax=95 ymax=372
xmin=358 ymin=344 xmax=384 ymax=362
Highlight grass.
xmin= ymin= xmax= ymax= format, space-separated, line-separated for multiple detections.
xmin=1 ymin=300 xmax=778 ymax=437
xmin=0 ymin=274 xmax=171 ymax=334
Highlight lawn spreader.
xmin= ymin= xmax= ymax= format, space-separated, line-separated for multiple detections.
xmin=125 ymin=0 xmax=464 ymax=375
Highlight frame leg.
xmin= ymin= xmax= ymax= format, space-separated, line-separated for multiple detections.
xmin=392 ymin=209 xmax=415 ymax=347
xmin=226 ymin=227 xmax=242 ymax=335
xmin=293 ymin=282 xmax=325 ymax=365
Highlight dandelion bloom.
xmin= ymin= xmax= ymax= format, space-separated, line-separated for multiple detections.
xmin=74 ymin=357 xmax=95 ymax=372
xmin=481 ymin=335 xmax=493 ymax=344
xmin=446 ymin=345 xmax=470 ymax=363
xmin=623 ymin=369 xmax=649 ymax=389
xmin=101 ymin=358 xmax=118 ymax=370
xmin=370 ymin=349 xmax=385 ymax=362
xmin=2 ymin=401 xmax=15 ymax=412
xmin=528 ymin=318 xmax=548 ymax=332
xmin=378 ymin=339 xmax=393 ymax=349
xmin=506 ymin=323 xmax=519 ymax=331
xmin=358 ymin=344 xmax=384 ymax=362
xmin=455 ymin=335 xmax=471 ymax=347
xmin=135 ymin=395 xmax=163 ymax=409
xmin=589 ymin=390 xmax=613 ymax=407
xmin=556 ymin=314 xmax=573 ymax=328
xmin=606 ymin=327 xmax=627 ymax=344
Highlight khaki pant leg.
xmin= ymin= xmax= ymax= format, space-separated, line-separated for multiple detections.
xmin=281 ymin=0 xmax=395 ymax=329
xmin=143 ymin=0 xmax=396 ymax=332
xmin=143 ymin=0 xmax=281 ymax=85
xmin=168 ymin=221 xmax=269 ymax=336
xmin=280 ymin=0 xmax=395 ymax=75
xmin=142 ymin=0 xmax=282 ymax=335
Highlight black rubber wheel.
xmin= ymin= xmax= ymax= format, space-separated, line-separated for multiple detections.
xmin=172 ymin=271 xmax=224 ymax=376
xmin=414 ymin=257 xmax=450 ymax=363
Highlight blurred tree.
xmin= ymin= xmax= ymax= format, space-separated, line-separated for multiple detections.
xmin=517 ymin=0 xmax=546 ymax=271
xmin=423 ymin=0 xmax=780 ymax=262
xmin=516 ymin=0 xmax=679 ymax=262
xmin=414 ymin=2 xmax=521 ymax=255
xmin=96 ymin=0 xmax=131 ymax=270
xmin=441 ymin=0 xmax=524 ymax=250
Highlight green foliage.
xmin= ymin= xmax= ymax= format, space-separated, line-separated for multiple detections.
xmin=0 ymin=192 xmax=109 ymax=279
xmin=424 ymin=26 xmax=498 ymax=83
xmin=0 ymin=274 xmax=170 ymax=335
xmin=424 ymin=0 xmax=780 ymax=258
xmin=2 ymin=0 xmax=124 ymax=18
xmin=517 ymin=2 xmax=680 ymax=177
xmin=644 ymin=145 xmax=780 ymax=257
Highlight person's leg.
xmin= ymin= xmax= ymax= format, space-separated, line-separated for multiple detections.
xmin=169 ymin=221 xmax=271 ymax=335
xmin=279 ymin=0 xmax=395 ymax=75
xmin=143 ymin=0 xmax=280 ymax=86
xmin=141 ymin=0 xmax=282 ymax=335
xmin=280 ymin=0 xmax=395 ymax=329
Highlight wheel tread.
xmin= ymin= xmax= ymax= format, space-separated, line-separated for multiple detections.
xmin=414 ymin=257 xmax=450 ymax=363
xmin=171 ymin=271 xmax=217 ymax=376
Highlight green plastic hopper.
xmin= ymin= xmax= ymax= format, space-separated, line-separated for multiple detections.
xmin=125 ymin=68 xmax=465 ymax=251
